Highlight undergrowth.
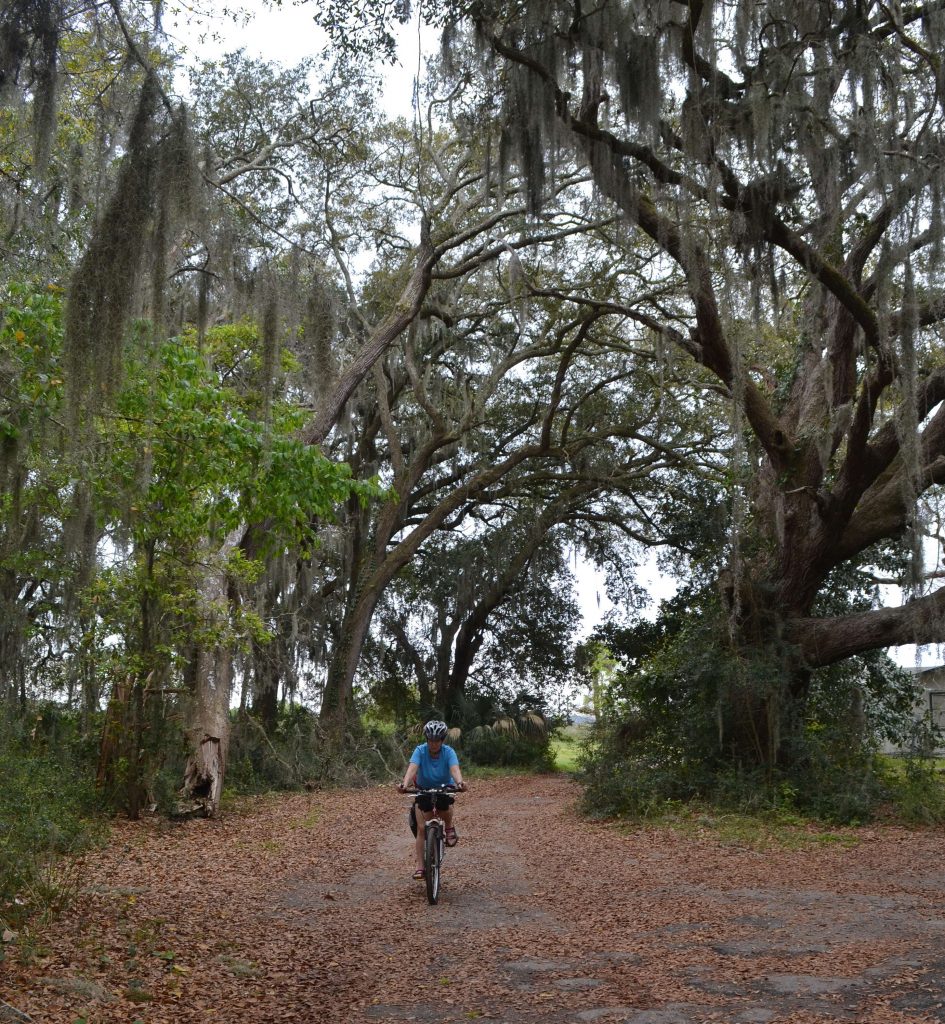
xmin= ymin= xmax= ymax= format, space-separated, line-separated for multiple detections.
xmin=0 ymin=711 xmax=105 ymax=935
xmin=224 ymin=705 xmax=408 ymax=795
xmin=580 ymin=737 xmax=945 ymax=831
xmin=617 ymin=802 xmax=862 ymax=852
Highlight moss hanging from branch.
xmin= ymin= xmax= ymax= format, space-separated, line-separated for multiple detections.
xmin=0 ymin=0 xmax=60 ymax=176
xmin=260 ymin=292 xmax=279 ymax=430
xmin=64 ymin=73 xmax=161 ymax=413
xmin=63 ymin=73 xmax=198 ymax=420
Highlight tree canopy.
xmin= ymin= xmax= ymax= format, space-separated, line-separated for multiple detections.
xmin=4 ymin=0 xmax=945 ymax=827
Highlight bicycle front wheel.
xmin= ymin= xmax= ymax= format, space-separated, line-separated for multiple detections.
xmin=424 ymin=825 xmax=441 ymax=904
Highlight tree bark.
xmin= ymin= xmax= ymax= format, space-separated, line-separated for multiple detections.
xmin=249 ymin=632 xmax=280 ymax=732
xmin=177 ymin=529 xmax=242 ymax=817
xmin=179 ymin=642 xmax=232 ymax=818
xmin=787 ymin=588 xmax=945 ymax=668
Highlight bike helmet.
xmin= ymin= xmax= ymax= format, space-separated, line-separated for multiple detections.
xmin=423 ymin=719 xmax=448 ymax=740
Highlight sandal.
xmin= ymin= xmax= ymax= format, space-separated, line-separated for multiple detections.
xmin=445 ymin=826 xmax=458 ymax=847
xmin=413 ymin=868 xmax=426 ymax=880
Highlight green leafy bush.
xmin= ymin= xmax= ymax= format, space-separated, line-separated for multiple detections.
xmin=460 ymin=724 xmax=556 ymax=771
xmin=581 ymin=591 xmax=934 ymax=825
xmin=441 ymin=688 xmax=557 ymax=771
xmin=880 ymin=756 xmax=945 ymax=825
xmin=0 ymin=712 xmax=105 ymax=926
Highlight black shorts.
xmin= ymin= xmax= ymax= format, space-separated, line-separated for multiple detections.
xmin=416 ymin=792 xmax=454 ymax=813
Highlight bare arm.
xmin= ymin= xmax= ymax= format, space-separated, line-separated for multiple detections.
xmin=401 ymin=762 xmax=419 ymax=790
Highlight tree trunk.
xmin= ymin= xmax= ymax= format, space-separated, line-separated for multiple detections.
xmin=437 ymin=625 xmax=484 ymax=716
xmin=319 ymin=445 xmax=549 ymax=741
xmin=178 ymin=642 xmax=232 ymax=818
xmin=319 ymin=584 xmax=382 ymax=741
xmin=712 ymin=563 xmax=820 ymax=772
xmin=249 ymin=633 xmax=279 ymax=732
xmin=177 ymin=530 xmax=242 ymax=817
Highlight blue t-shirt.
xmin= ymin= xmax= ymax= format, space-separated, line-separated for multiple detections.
xmin=410 ymin=743 xmax=459 ymax=788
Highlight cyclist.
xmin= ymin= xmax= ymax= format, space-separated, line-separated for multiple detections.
xmin=398 ymin=719 xmax=467 ymax=880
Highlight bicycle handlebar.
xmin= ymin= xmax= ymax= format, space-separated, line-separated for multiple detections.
xmin=399 ymin=784 xmax=464 ymax=794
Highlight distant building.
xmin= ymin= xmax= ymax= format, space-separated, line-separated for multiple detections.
xmin=888 ymin=666 xmax=945 ymax=754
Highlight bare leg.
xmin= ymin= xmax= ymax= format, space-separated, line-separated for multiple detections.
xmin=415 ymin=807 xmax=433 ymax=871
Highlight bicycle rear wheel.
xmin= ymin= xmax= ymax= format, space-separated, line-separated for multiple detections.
xmin=424 ymin=824 xmax=441 ymax=904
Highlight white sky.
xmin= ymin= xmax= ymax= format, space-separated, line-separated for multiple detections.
xmin=165 ymin=1 xmax=428 ymax=118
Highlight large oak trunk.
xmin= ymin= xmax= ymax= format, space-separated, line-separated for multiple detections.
xmin=319 ymin=585 xmax=381 ymax=742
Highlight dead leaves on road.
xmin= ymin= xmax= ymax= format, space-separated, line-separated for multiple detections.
xmin=3 ymin=777 xmax=945 ymax=1023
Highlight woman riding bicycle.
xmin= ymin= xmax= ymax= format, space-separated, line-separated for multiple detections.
xmin=398 ymin=720 xmax=467 ymax=880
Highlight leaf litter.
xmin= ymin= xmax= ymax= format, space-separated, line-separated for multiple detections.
xmin=2 ymin=775 xmax=945 ymax=1023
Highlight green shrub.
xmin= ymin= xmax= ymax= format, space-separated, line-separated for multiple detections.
xmin=225 ymin=706 xmax=323 ymax=793
xmin=880 ymin=756 xmax=945 ymax=825
xmin=0 ymin=711 xmax=105 ymax=927
xmin=424 ymin=686 xmax=558 ymax=772
xmin=580 ymin=589 xmax=935 ymax=825
xmin=580 ymin=710 xmax=898 ymax=825
xmin=461 ymin=725 xmax=555 ymax=771
xmin=224 ymin=705 xmax=408 ymax=794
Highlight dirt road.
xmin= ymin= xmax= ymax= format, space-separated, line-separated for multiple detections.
xmin=4 ymin=774 xmax=945 ymax=1023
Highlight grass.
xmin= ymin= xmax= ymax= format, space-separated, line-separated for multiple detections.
xmin=690 ymin=812 xmax=860 ymax=851
xmin=551 ymin=724 xmax=592 ymax=773
xmin=877 ymin=753 xmax=945 ymax=777
xmin=465 ymin=763 xmax=536 ymax=780
xmin=628 ymin=803 xmax=862 ymax=852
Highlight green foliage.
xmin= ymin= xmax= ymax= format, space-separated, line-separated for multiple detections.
xmin=879 ymin=756 xmax=945 ymax=826
xmin=1 ymin=277 xmax=383 ymax=811
xmin=367 ymin=672 xmax=421 ymax=731
xmin=0 ymin=281 xmax=80 ymax=708
xmin=444 ymin=688 xmax=556 ymax=771
xmin=0 ymin=710 xmax=104 ymax=928
xmin=226 ymin=706 xmax=325 ymax=793
xmin=582 ymin=590 xmax=934 ymax=824
xmin=103 ymin=329 xmax=376 ymax=561
xmin=0 ymin=281 xmax=65 ymax=440
xmin=461 ymin=725 xmax=555 ymax=771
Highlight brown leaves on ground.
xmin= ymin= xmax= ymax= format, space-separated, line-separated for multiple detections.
xmin=2 ymin=775 xmax=945 ymax=1023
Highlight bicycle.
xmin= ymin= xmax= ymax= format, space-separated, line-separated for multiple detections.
xmin=402 ymin=784 xmax=461 ymax=904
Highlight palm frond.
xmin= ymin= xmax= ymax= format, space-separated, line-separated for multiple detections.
xmin=518 ymin=712 xmax=547 ymax=737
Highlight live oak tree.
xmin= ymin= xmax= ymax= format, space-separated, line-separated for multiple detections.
xmin=310 ymin=224 xmax=715 ymax=736
xmin=378 ymin=512 xmax=585 ymax=718
xmin=320 ymin=0 xmax=945 ymax=772
xmin=375 ymin=350 xmax=713 ymax=719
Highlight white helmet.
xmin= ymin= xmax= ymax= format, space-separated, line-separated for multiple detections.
xmin=423 ymin=719 xmax=448 ymax=740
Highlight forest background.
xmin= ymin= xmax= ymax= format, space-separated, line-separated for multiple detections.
xmin=5 ymin=0 xmax=945 ymax=939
